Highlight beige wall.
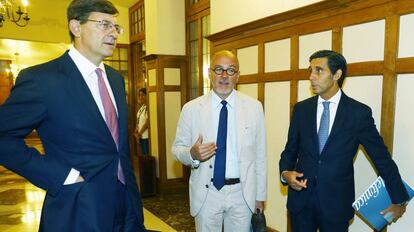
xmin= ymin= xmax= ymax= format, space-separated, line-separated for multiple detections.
xmin=211 ymin=6 xmax=414 ymax=232
xmin=149 ymin=91 xmax=160 ymax=178
xmin=392 ymin=74 xmax=414 ymax=232
xmin=210 ymin=0 xmax=322 ymax=34
xmin=164 ymin=92 xmax=183 ymax=179
xmin=145 ymin=0 xmax=185 ymax=55
xmin=237 ymin=84 xmax=258 ymax=100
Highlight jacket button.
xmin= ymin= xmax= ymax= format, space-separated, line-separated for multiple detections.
xmin=209 ymin=165 xmax=212 ymax=168
xmin=318 ymin=160 xmax=322 ymax=164
xmin=205 ymin=185 xmax=209 ymax=188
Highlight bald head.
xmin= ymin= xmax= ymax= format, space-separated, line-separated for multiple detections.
xmin=211 ymin=50 xmax=239 ymax=70
xmin=209 ymin=50 xmax=240 ymax=99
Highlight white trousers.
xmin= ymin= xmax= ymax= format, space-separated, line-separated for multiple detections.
xmin=195 ymin=183 xmax=252 ymax=232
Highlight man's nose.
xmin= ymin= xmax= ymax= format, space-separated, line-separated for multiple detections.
xmin=309 ymin=72 xmax=317 ymax=80
xmin=220 ymin=70 xmax=229 ymax=77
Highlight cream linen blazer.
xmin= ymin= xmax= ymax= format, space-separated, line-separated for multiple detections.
xmin=172 ymin=90 xmax=267 ymax=216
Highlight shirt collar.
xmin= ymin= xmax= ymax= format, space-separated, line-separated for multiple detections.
xmin=68 ymin=45 xmax=105 ymax=77
xmin=211 ymin=90 xmax=236 ymax=109
xmin=318 ymin=89 xmax=341 ymax=105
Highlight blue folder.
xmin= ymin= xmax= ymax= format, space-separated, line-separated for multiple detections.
xmin=352 ymin=177 xmax=414 ymax=231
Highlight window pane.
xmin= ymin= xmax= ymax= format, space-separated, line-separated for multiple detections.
xmin=113 ymin=48 xmax=120 ymax=59
xmin=189 ymin=21 xmax=198 ymax=40
xmin=120 ymin=62 xmax=128 ymax=71
xmin=201 ymin=15 xmax=210 ymax=95
xmin=120 ymin=48 xmax=128 ymax=60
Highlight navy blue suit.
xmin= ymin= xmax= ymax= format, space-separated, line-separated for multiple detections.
xmin=0 ymin=52 xmax=145 ymax=231
xmin=279 ymin=92 xmax=409 ymax=227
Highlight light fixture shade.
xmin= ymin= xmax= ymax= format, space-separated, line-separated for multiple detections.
xmin=0 ymin=0 xmax=30 ymax=27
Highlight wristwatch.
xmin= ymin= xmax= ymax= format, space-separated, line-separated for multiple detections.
xmin=190 ymin=156 xmax=200 ymax=168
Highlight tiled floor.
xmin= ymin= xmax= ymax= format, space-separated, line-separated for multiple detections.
xmin=142 ymin=183 xmax=195 ymax=232
xmin=0 ymin=138 xmax=178 ymax=232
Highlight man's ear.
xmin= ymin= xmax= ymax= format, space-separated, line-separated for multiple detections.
xmin=333 ymin=69 xmax=342 ymax=81
xmin=69 ymin=19 xmax=81 ymax=38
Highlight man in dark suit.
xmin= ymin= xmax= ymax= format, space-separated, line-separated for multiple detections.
xmin=279 ymin=50 xmax=409 ymax=232
xmin=0 ymin=0 xmax=145 ymax=231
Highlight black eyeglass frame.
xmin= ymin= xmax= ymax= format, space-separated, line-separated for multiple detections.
xmin=211 ymin=67 xmax=239 ymax=76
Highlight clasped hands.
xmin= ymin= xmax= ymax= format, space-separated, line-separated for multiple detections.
xmin=190 ymin=135 xmax=217 ymax=161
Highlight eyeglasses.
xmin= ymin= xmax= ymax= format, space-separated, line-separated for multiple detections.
xmin=86 ymin=19 xmax=124 ymax=34
xmin=211 ymin=67 xmax=238 ymax=76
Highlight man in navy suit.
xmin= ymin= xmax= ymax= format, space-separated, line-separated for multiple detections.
xmin=279 ymin=50 xmax=409 ymax=232
xmin=0 ymin=0 xmax=145 ymax=231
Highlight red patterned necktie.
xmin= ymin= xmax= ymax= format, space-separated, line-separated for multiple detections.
xmin=95 ymin=68 xmax=125 ymax=184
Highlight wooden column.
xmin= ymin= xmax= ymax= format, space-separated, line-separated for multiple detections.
xmin=143 ymin=54 xmax=187 ymax=188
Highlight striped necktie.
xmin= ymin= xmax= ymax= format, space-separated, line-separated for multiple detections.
xmin=96 ymin=68 xmax=125 ymax=184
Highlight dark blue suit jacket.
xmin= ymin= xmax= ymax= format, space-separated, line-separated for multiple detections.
xmin=0 ymin=52 xmax=145 ymax=231
xmin=279 ymin=92 xmax=409 ymax=222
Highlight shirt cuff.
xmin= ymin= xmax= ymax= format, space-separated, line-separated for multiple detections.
xmin=63 ymin=168 xmax=80 ymax=185
xmin=280 ymin=170 xmax=288 ymax=183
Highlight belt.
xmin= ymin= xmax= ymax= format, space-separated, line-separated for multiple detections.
xmin=211 ymin=178 xmax=240 ymax=185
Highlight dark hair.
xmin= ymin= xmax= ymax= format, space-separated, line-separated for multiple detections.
xmin=139 ymin=88 xmax=147 ymax=96
xmin=67 ymin=0 xmax=118 ymax=41
xmin=309 ymin=50 xmax=347 ymax=88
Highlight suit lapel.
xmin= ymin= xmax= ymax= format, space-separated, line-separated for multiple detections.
xmin=322 ymin=93 xmax=348 ymax=154
xmin=235 ymin=92 xmax=246 ymax=156
xmin=307 ymin=97 xmax=320 ymax=157
xmin=60 ymin=53 xmax=117 ymax=149
xmin=198 ymin=93 xmax=214 ymax=167
xmin=199 ymin=93 xmax=214 ymax=142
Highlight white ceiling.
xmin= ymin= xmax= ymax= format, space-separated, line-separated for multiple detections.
xmin=0 ymin=39 xmax=71 ymax=67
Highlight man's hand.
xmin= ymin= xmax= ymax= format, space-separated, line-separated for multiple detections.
xmin=134 ymin=128 xmax=140 ymax=141
xmin=282 ymin=171 xmax=307 ymax=191
xmin=380 ymin=203 xmax=407 ymax=224
xmin=255 ymin=201 xmax=264 ymax=213
xmin=190 ymin=135 xmax=216 ymax=162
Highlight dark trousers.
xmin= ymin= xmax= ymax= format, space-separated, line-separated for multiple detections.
xmin=290 ymin=189 xmax=349 ymax=232
xmin=139 ymin=138 xmax=149 ymax=156
xmin=113 ymin=180 xmax=140 ymax=232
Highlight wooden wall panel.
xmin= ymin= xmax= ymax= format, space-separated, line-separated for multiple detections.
xmin=207 ymin=0 xmax=414 ymax=231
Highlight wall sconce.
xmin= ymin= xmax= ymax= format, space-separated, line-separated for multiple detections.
xmin=0 ymin=0 xmax=30 ymax=27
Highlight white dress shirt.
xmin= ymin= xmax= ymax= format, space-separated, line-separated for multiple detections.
xmin=63 ymin=46 xmax=119 ymax=185
xmin=211 ymin=90 xmax=240 ymax=179
xmin=316 ymin=89 xmax=342 ymax=134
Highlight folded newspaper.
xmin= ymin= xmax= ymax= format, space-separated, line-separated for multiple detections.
xmin=352 ymin=176 xmax=414 ymax=231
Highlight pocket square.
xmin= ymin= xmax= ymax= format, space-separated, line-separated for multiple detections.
xmin=251 ymin=209 xmax=267 ymax=232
